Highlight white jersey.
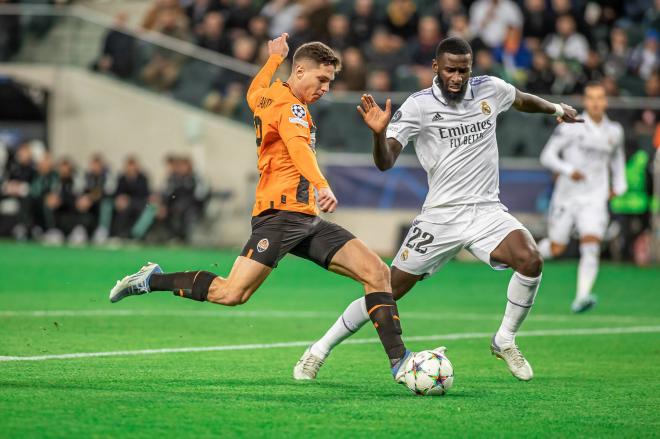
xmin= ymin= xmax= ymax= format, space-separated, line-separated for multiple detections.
xmin=386 ymin=75 xmax=516 ymax=221
xmin=540 ymin=113 xmax=627 ymax=205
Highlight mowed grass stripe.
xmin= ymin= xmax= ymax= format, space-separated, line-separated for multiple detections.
xmin=1 ymin=325 xmax=658 ymax=362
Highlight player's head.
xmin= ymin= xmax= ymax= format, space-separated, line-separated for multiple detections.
xmin=433 ymin=37 xmax=473 ymax=104
xmin=290 ymin=42 xmax=341 ymax=104
xmin=582 ymin=81 xmax=608 ymax=120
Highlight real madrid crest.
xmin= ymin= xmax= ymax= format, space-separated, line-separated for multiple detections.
xmin=481 ymin=101 xmax=491 ymax=115
xmin=401 ymin=249 xmax=409 ymax=261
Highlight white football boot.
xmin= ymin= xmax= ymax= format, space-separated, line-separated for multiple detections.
xmin=391 ymin=349 xmax=415 ymax=384
xmin=109 ymin=262 xmax=162 ymax=303
xmin=293 ymin=347 xmax=327 ymax=380
xmin=491 ymin=338 xmax=534 ymax=381
xmin=571 ymin=295 xmax=597 ymax=313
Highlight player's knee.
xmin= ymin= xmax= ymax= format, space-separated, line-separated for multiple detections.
xmin=515 ymin=248 xmax=543 ymax=277
xmin=363 ymin=258 xmax=391 ymax=291
xmin=207 ymin=284 xmax=250 ymax=306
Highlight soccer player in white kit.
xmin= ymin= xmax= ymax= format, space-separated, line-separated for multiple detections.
xmin=294 ymin=37 xmax=582 ymax=382
xmin=537 ymin=82 xmax=627 ymax=313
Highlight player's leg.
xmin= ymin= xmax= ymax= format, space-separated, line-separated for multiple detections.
xmin=468 ymin=207 xmax=542 ymax=381
xmin=326 ymin=238 xmax=409 ymax=368
xmin=308 ymin=266 xmax=422 ymax=360
xmin=537 ymin=201 xmax=572 ymax=260
xmin=572 ymin=204 xmax=607 ymax=312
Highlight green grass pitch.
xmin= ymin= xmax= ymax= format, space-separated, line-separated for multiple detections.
xmin=0 ymin=242 xmax=658 ymax=438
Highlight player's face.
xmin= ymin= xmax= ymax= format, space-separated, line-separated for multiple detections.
xmin=583 ymin=85 xmax=607 ymax=120
xmin=296 ymin=62 xmax=336 ymax=104
xmin=433 ymin=53 xmax=472 ymax=103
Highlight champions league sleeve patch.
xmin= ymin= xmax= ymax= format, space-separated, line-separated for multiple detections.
xmin=291 ymin=104 xmax=306 ymax=118
xmin=391 ymin=110 xmax=402 ymax=123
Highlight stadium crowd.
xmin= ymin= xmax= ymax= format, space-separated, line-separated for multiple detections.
xmin=0 ymin=141 xmax=210 ymax=245
xmin=88 ymin=0 xmax=660 ymax=98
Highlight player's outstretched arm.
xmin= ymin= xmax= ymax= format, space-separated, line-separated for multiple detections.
xmin=246 ymin=33 xmax=289 ymax=111
xmin=512 ymin=89 xmax=583 ymax=124
xmin=357 ymin=94 xmax=403 ymax=171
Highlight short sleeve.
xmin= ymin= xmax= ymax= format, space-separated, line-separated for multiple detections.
xmin=489 ymin=76 xmax=516 ymax=114
xmin=279 ymin=103 xmax=311 ymax=143
xmin=386 ymin=96 xmax=422 ymax=148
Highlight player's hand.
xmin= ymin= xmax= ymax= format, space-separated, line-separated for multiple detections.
xmin=268 ymin=33 xmax=289 ymax=58
xmin=570 ymin=170 xmax=585 ymax=181
xmin=317 ymin=187 xmax=337 ymax=213
xmin=556 ymin=103 xmax=583 ymax=124
xmin=357 ymin=94 xmax=392 ymax=134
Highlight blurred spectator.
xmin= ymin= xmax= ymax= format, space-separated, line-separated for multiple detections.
xmin=645 ymin=71 xmax=660 ymax=98
xmin=469 ymin=0 xmax=523 ymax=49
xmin=643 ymin=0 xmax=660 ymax=30
xmin=141 ymin=8 xmax=190 ymax=90
xmin=550 ymin=0 xmax=588 ymax=37
xmin=604 ymin=27 xmax=631 ymax=80
xmin=447 ymin=14 xmax=473 ymax=41
xmin=261 ymin=0 xmax=303 ymax=38
xmin=629 ymin=30 xmax=659 ymax=81
xmin=141 ymin=0 xmax=185 ymax=31
xmin=325 ymin=14 xmax=352 ymax=52
xmin=157 ymin=156 xmax=209 ymax=242
xmin=306 ymin=0 xmax=334 ymax=42
xmin=473 ymin=48 xmax=509 ymax=81
xmin=247 ymin=15 xmax=270 ymax=48
xmin=1 ymin=143 xmax=35 ymax=240
xmin=185 ymin=0 xmax=222 ymax=38
xmin=493 ymin=26 xmax=532 ymax=84
xmin=196 ymin=11 xmax=232 ymax=55
xmin=335 ymin=47 xmax=367 ymax=91
xmin=349 ymin=0 xmax=378 ymax=48
xmin=28 ymin=152 xmax=58 ymax=239
xmin=431 ymin=0 xmax=465 ymax=35
xmin=364 ymin=28 xmax=409 ymax=72
xmin=112 ymin=156 xmax=150 ymax=239
xmin=544 ymin=14 xmax=589 ymax=64
xmin=578 ymin=50 xmax=606 ymax=89
xmin=366 ymin=69 xmax=393 ymax=92
xmin=205 ymin=36 xmax=257 ymax=116
xmin=92 ymin=12 xmax=135 ymax=79
xmin=521 ymin=0 xmax=554 ymax=51
xmin=77 ymin=154 xmax=115 ymax=245
xmin=0 ymin=0 xmax=21 ymax=61
xmin=42 ymin=158 xmax=84 ymax=246
xmin=385 ymin=0 xmax=419 ymax=41
xmin=525 ymin=51 xmax=555 ymax=94
xmin=409 ymin=16 xmax=442 ymax=68
xmin=288 ymin=13 xmax=314 ymax=55
xmin=550 ymin=59 xmax=579 ymax=94
xmin=225 ymin=0 xmax=256 ymax=33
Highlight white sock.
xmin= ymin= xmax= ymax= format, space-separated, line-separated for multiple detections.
xmin=494 ymin=272 xmax=542 ymax=348
xmin=577 ymin=242 xmax=600 ymax=301
xmin=537 ymin=238 xmax=553 ymax=260
xmin=310 ymin=297 xmax=369 ymax=358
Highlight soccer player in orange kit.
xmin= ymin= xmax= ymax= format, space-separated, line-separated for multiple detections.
xmin=109 ymin=34 xmax=416 ymax=380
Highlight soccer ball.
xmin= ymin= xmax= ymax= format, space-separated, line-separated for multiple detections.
xmin=402 ymin=349 xmax=454 ymax=396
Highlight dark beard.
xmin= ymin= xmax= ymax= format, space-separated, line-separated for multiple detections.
xmin=436 ymin=77 xmax=468 ymax=103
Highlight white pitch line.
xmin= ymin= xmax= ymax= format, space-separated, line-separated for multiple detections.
xmin=1 ymin=325 xmax=658 ymax=363
xmin=0 ymin=309 xmax=651 ymax=324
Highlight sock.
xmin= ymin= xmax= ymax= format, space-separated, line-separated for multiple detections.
xmin=311 ymin=297 xmax=369 ymax=358
xmin=577 ymin=242 xmax=600 ymax=300
xmin=364 ymin=292 xmax=406 ymax=365
xmin=495 ymin=272 xmax=542 ymax=348
xmin=149 ymin=271 xmax=217 ymax=301
xmin=537 ymin=238 xmax=553 ymax=259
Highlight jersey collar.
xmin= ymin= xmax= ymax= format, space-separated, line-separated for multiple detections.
xmin=431 ymin=76 xmax=474 ymax=105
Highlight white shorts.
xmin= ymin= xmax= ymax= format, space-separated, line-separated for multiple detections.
xmin=547 ymin=200 xmax=608 ymax=245
xmin=392 ymin=204 xmax=526 ymax=278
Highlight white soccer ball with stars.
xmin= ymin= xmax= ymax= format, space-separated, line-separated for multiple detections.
xmin=402 ymin=348 xmax=454 ymax=396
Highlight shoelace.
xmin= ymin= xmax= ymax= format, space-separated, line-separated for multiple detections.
xmin=301 ymin=354 xmax=324 ymax=375
xmin=505 ymin=346 xmax=526 ymax=368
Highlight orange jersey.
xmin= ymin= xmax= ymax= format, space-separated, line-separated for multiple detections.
xmin=246 ymin=55 xmax=329 ymax=217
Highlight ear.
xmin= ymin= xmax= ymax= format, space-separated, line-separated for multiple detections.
xmin=432 ymin=59 xmax=438 ymax=75
xmin=295 ymin=63 xmax=305 ymax=79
